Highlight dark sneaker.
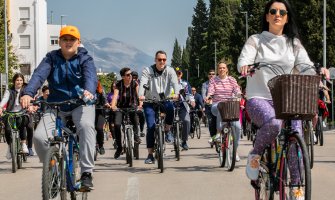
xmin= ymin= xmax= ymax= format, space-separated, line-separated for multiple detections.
xmin=114 ymin=149 xmax=122 ymax=159
xmin=140 ymin=132 xmax=145 ymax=137
xmin=181 ymin=142 xmax=189 ymax=150
xmin=80 ymin=172 xmax=94 ymax=191
xmin=134 ymin=134 xmax=142 ymax=144
xmin=144 ymin=154 xmax=155 ymax=164
xmin=99 ymin=146 xmax=105 ymax=155
xmin=165 ymin=131 xmax=174 ymax=144
xmin=28 ymin=148 xmax=35 ymax=156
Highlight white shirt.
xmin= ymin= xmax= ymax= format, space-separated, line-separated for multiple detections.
xmin=237 ymin=31 xmax=313 ymax=100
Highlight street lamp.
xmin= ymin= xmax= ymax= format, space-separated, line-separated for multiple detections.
xmin=196 ymin=58 xmax=200 ymax=78
xmin=241 ymin=11 xmax=249 ymax=41
xmin=323 ymin=0 xmax=326 ymax=68
xmin=60 ymin=15 xmax=67 ymax=27
xmin=4 ymin=0 xmax=8 ymax=90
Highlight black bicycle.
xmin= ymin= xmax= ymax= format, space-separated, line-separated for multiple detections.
xmin=190 ymin=108 xmax=201 ymax=139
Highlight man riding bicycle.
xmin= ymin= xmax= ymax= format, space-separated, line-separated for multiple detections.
xmin=138 ymin=50 xmax=179 ymax=164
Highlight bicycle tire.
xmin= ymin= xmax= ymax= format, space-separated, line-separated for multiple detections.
xmin=133 ymin=143 xmax=139 ymax=160
xmin=219 ymin=133 xmax=225 ymax=167
xmin=190 ymin=122 xmax=195 ymax=139
xmin=174 ymin=122 xmax=180 ymax=161
xmin=42 ymin=146 xmax=67 ymax=200
xmin=195 ymin=118 xmax=201 ymax=139
xmin=226 ymin=128 xmax=237 ymax=171
xmin=17 ymin=139 xmax=23 ymax=169
xmin=126 ymin=128 xmax=133 ymax=167
xmin=318 ymin=117 xmax=324 ymax=146
xmin=303 ymin=121 xmax=314 ymax=169
xmin=11 ymin=132 xmax=17 ymax=173
xmin=279 ymin=133 xmax=311 ymax=200
xmin=157 ymin=126 xmax=164 ymax=173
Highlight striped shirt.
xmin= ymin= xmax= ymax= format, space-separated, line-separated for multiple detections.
xmin=207 ymin=76 xmax=241 ymax=103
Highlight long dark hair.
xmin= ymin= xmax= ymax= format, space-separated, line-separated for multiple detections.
xmin=11 ymin=73 xmax=25 ymax=89
xmin=262 ymin=0 xmax=299 ymax=41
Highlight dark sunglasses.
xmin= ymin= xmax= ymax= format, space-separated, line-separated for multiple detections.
xmin=157 ymin=58 xmax=167 ymax=62
xmin=208 ymin=73 xmax=215 ymax=76
xmin=125 ymin=73 xmax=132 ymax=77
xmin=269 ymin=8 xmax=288 ymax=17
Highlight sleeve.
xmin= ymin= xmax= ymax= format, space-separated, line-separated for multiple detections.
xmin=198 ymin=94 xmax=204 ymax=108
xmin=230 ymin=77 xmax=242 ymax=95
xmin=170 ymin=68 xmax=180 ymax=95
xmin=81 ymin=54 xmax=98 ymax=95
xmin=201 ymin=82 xmax=207 ymax=100
xmin=138 ymin=67 xmax=150 ymax=97
xmin=207 ymin=79 xmax=215 ymax=97
xmin=23 ymin=53 xmax=53 ymax=97
xmin=293 ymin=38 xmax=314 ymax=73
xmin=237 ymin=35 xmax=259 ymax=72
xmin=0 ymin=90 xmax=10 ymax=108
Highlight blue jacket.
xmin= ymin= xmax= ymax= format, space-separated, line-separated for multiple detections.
xmin=23 ymin=47 xmax=97 ymax=104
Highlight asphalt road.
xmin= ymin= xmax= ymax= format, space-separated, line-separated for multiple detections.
xmin=0 ymin=125 xmax=334 ymax=200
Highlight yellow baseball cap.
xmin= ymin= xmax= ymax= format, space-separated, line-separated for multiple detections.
xmin=59 ymin=25 xmax=80 ymax=40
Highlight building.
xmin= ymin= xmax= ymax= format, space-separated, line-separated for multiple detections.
xmin=8 ymin=0 xmax=60 ymax=78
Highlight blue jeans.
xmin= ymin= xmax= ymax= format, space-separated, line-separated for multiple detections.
xmin=143 ymin=101 xmax=174 ymax=148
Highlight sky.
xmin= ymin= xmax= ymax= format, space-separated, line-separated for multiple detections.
xmin=47 ymin=0 xmax=210 ymax=61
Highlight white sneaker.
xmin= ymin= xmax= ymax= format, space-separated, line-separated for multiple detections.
xmin=208 ymin=137 xmax=213 ymax=144
xmin=236 ymin=153 xmax=241 ymax=162
xmin=6 ymin=145 xmax=11 ymax=160
xmin=322 ymin=121 xmax=327 ymax=128
xmin=313 ymin=134 xmax=317 ymax=143
xmin=214 ymin=133 xmax=221 ymax=142
xmin=22 ymin=143 xmax=29 ymax=154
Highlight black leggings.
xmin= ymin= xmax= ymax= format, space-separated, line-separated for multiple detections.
xmin=95 ymin=110 xmax=105 ymax=148
xmin=4 ymin=115 xmax=33 ymax=147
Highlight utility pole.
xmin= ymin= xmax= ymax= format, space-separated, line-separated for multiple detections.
xmin=241 ymin=11 xmax=248 ymax=40
xmin=4 ymin=0 xmax=8 ymax=90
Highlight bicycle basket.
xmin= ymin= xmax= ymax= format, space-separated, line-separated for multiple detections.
xmin=217 ymin=100 xmax=240 ymax=122
xmin=267 ymin=74 xmax=320 ymax=120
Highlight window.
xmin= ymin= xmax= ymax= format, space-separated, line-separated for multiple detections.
xmin=20 ymin=35 xmax=30 ymax=49
xmin=19 ymin=7 xmax=30 ymax=20
xmin=20 ymin=64 xmax=31 ymax=75
xmin=50 ymin=36 xmax=59 ymax=45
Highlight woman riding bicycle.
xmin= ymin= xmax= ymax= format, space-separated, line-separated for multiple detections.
xmin=95 ymin=80 xmax=107 ymax=155
xmin=111 ymin=67 xmax=142 ymax=159
xmin=0 ymin=73 xmax=33 ymax=158
xmin=238 ymin=0 xmax=329 ymax=199
xmin=205 ymin=60 xmax=242 ymax=161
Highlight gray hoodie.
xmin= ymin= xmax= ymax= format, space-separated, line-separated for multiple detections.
xmin=138 ymin=65 xmax=180 ymax=100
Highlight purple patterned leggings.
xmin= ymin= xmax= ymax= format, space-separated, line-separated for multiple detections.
xmin=247 ymin=98 xmax=302 ymax=184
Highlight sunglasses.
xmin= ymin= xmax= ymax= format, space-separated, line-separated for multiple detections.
xmin=157 ymin=58 xmax=167 ymax=62
xmin=125 ymin=73 xmax=132 ymax=77
xmin=208 ymin=73 xmax=215 ymax=76
xmin=269 ymin=8 xmax=288 ymax=17
xmin=192 ymin=90 xmax=196 ymax=92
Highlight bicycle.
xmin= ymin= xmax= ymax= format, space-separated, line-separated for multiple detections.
xmin=190 ymin=108 xmax=201 ymax=139
xmin=116 ymin=108 xmax=140 ymax=167
xmin=245 ymin=62 xmax=317 ymax=200
xmin=34 ymin=99 xmax=89 ymax=200
xmin=314 ymin=115 xmax=324 ymax=146
xmin=2 ymin=110 xmax=29 ymax=173
xmin=171 ymin=100 xmax=183 ymax=161
xmin=215 ymin=98 xmax=240 ymax=171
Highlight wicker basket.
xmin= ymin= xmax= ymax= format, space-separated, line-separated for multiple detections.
xmin=217 ymin=100 xmax=240 ymax=122
xmin=267 ymin=74 xmax=320 ymax=120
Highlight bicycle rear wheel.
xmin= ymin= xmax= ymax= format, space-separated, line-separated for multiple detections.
xmin=173 ymin=122 xmax=180 ymax=161
xmin=303 ymin=120 xmax=314 ymax=169
xmin=316 ymin=116 xmax=324 ymax=146
xmin=11 ymin=132 xmax=18 ymax=173
xmin=42 ymin=145 xmax=67 ymax=200
xmin=190 ymin=121 xmax=195 ymax=139
xmin=279 ymin=133 xmax=311 ymax=200
xmin=195 ymin=117 xmax=201 ymax=139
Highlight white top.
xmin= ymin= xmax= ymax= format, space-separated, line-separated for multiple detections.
xmin=237 ymin=31 xmax=313 ymax=100
xmin=0 ymin=88 xmax=22 ymax=111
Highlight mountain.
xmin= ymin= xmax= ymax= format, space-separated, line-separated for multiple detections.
xmin=82 ymin=38 xmax=154 ymax=75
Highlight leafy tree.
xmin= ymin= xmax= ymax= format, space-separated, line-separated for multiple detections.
xmin=98 ymin=72 xmax=117 ymax=93
xmin=171 ymin=39 xmax=182 ymax=69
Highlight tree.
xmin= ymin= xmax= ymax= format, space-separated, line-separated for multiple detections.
xmin=171 ymin=39 xmax=182 ymax=69
xmin=98 ymin=72 xmax=117 ymax=93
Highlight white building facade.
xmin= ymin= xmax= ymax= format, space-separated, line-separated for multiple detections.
xmin=9 ymin=0 xmax=60 ymax=77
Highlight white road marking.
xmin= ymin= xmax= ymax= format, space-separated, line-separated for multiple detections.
xmin=125 ymin=176 xmax=139 ymax=200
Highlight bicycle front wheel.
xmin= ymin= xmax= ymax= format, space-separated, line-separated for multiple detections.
xmin=125 ymin=128 xmax=133 ymax=167
xmin=279 ymin=133 xmax=311 ymax=200
xmin=156 ymin=126 xmax=164 ymax=173
xmin=42 ymin=145 xmax=67 ymax=200
xmin=173 ymin=122 xmax=180 ymax=161
xmin=11 ymin=132 xmax=18 ymax=173
xmin=195 ymin=117 xmax=201 ymax=139
xmin=225 ymin=128 xmax=237 ymax=171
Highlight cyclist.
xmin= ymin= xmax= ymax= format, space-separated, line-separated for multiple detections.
xmin=106 ymin=81 xmax=117 ymax=141
xmin=111 ymin=67 xmax=141 ymax=159
xmin=190 ymin=87 xmax=204 ymax=135
xmin=132 ymin=71 xmax=146 ymax=137
xmin=21 ymin=25 xmax=97 ymax=191
xmin=95 ymin=80 xmax=107 ymax=155
xmin=138 ymin=50 xmax=179 ymax=164
xmin=238 ymin=1 xmax=329 ymax=198
xmin=201 ymin=69 xmax=217 ymax=142
xmin=0 ymin=73 xmax=32 ymax=159
xmin=205 ymin=61 xmax=242 ymax=161
xmin=176 ymin=68 xmax=195 ymax=150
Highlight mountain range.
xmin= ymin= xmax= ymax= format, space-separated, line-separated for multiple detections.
xmin=83 ymin=38 xmax=154 ymax=75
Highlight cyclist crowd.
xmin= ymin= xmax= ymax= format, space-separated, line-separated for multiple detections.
xmin=0 ymin=1 xmax=332 ymax=199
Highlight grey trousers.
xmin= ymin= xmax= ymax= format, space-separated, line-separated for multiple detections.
xmin=179 ymin=107 xmax=191 ymax=142
xmin=34 ymin=105 xmax=96 ymax=173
